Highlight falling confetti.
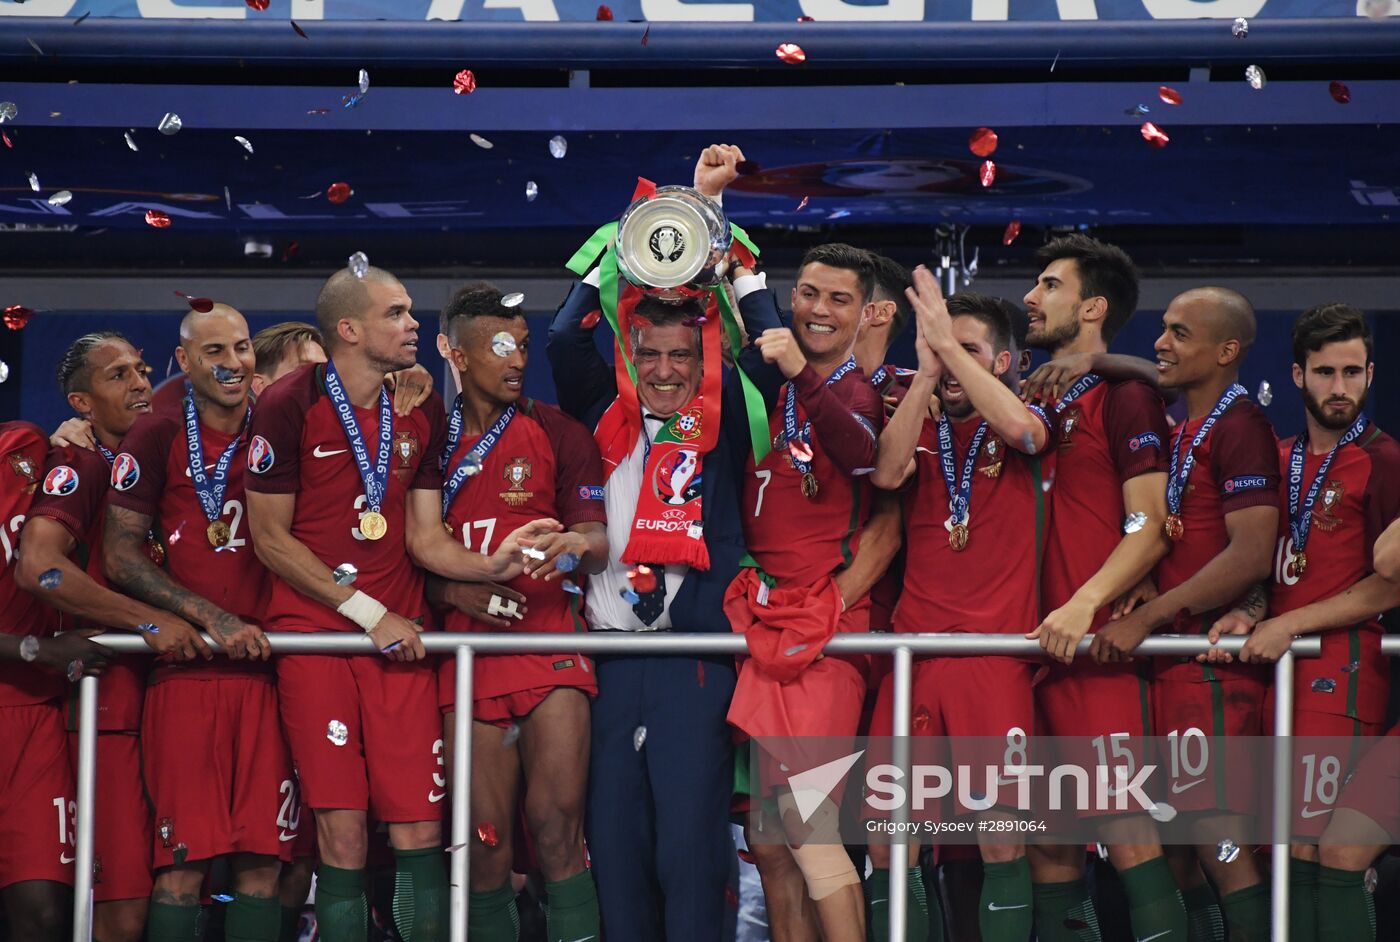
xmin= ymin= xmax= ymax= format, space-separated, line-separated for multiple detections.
xmin=1125 ymin=104 xmax=1150 ymax=117
xmin=912 ymin=705 xmax=932 ymax=732
xmin=640 ymin=24 xmax=650 ymax=45
xmin=453 ymin=70 xmax=477 ymax=95
xmin=1148 ymin=802 xmax=1178 ymax=823
xmin=633 ymin=726 xmax=647 ymax=751
xmin=795 ymin=196 xmax=810 ymax=211
xmin=234 ymin=135 xmax=253 ymax=154
xmin=175 ymin=292 xmax=214 ymax=313
xmin=1216 ymin=839 xmax=1240 ymax=864
xmin=1232 ymin=17 xmax=1248 ymax=38
xmin=521 ymin=546 xmax=546 ymax=561
xmin=223 ymin=186 xmax=232 ymax=211
xmin=969 ymin=127 xmax=999 ymax=158
xmin=1256 ymin=380 xmax=1273 ymax=406
xmin=1140 ymin=122 xmax=1170 ymax=148
xmin=549 ymin=135 xmax=568 ymax=159
xmin=1002 ymin=220 xmax=1022 ymax=246
xmin=4 ymin=305 xmax=35 ymax=330
xmin=27 ymin=38 xmax=45 ymax=56
xmin=124 ymin=131 xmax=138 ymax=151
xmin=580 ymin=310 xmax=602 ymax=329
xmin=477 ymin=823 xmax=500 ymax=846
xmin=0 ymin=102 xmax=16 ymax=123
xmin=348 ymin=251 xmax=370 ymax=279
xmin=1329 ymin=81 xmax=1352 ymax=104
xmin=775 ymin=43 xmax=806 ymax=64
xmin=596 ymin=4 xmax=614 ymax=17
xmin=144 ymin=209 xmax=172 ymax=228
xmin=1342 ymin=660 xmax=1361 ymax=673
xmin=158 ymin=112 xmax=182 ymax=135
xmin=0 ymin=361 xmax=8 ymax=384
xmin=212 ymin=894 xmax=235 ymax=904
xmin=1365 ymin=867 xmax=1379 ymax=892
xmin=67 ymin=659 xmax=84 ymax=682
xmin=979 ymin=160 xmax=996 ymax=187
xmin=1122 ymin=512 xmax=1148 ymax=534
xmin=501 ymin=292 xmax=525 ymax=308
xmin=306 ymin=108 xmax=331 ymax=116
xmin=245 ymin=0 xmax=269 ymax=9
xmin=525 ymin=181 xmax=539 ymax=202
xmin=827 ymin=209 xmax=850 ymax=220
xmin=1245 ymin=65 xmax=1266 ymax=90
xmin=27 ymin=172 xmax=40 ymax=192
xmin=1 ymin=132 xmax=10 ymax=149
xmin=358 ymin=68 xmax=370 ymax=95
xmin=282 ymin=241 xmax=300 ymax=262
xmin=628 ymin=564 xmax=657 ymax=593
xmin=136 ymin=623 xmax=159 ymax=634
xmin=555 ymin=552 xmax=579 ymax=573
xmin=784 ymin=643 xmax=809 ymax=657
xmin=326 ymin=182 xmax=353 ymax=204
xmin=561 ymin=579 xmax=583 ymax=595
xmin=341 ymin=92 xmax=365 ymax=109
xmin=326 ymin=720 xmax=349 ymax=746
xmin=38 ymin=568 xmax=63 ymax=590
xmin=501 ymin=722 xmax=521 ymax=746
xmin=619 ymin=587 xmax=640 ymax=604
xmin=1158 ymin=86 xmax=1183 ymax=106
xmin=291 ymin=20 xmax=308 ymax=38
xmin=470 ymin=133 xmax=494 ymax=149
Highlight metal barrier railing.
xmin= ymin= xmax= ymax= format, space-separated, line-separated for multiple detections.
xmin=79 ymin=632 xmax=1323 ymax=942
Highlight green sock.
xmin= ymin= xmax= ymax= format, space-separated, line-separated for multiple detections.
xmin=314 ymin=864 xmax=368 ymax=942
xmin=225 ymin=893 xmax=281 ymax=942
xmin=864 ymin=867 xmax=930 ymax=942
xmin=1218 ymin=883 xmax=1269 ymax=942
xmin=1118 ymin=856 xmax=1188 ymax=941
xmin=391 ymin=846 xmax=447 ymax=942
xmin=1032 ymin=879 xmax=1101 ymax=941
xmin=146 ymin=901 xmax=203 ymax=941
xmin=1289 ymin=858 xmax=1319 ymax=941
xmin=469 ymin=882 xmax=520 ymax=942
xmin=1317 ymin=865 xmax=1376 ymax=942
xmin=278 ymin=905 xmax=302 ymax=942
xmin=979 ymin=856 xmax=1033 ymax=942
xmin=544 ymin=870 xmax=600 ymax=942
xmin=920 ymin=859 xmax=945 ymax=942
xmin=1181 ymin=882 xmax=1224 ymax=942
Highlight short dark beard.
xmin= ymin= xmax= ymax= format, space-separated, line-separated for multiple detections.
xmin=1303 ymin=388 xmax=1365 ymax=431
xmin=938 ymin=390 xmax=975 ymax=420
xmin=1028 ymin=314 xmax=1081 ymax=353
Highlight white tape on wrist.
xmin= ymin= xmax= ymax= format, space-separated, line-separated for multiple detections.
xmin=337 ymin=591 xmax=389 ymax=633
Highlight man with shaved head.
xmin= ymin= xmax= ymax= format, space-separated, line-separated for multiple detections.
xmin=101 ymin=302 xmax=296 ymax=942
xmin=245 ymin=264 xmax=558 ymax=942
xmin=1091 ymin=286 xmax=1280 ymax=941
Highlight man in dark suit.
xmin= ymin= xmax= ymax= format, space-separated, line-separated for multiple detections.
xmin=547 ymin=144 xmax=787 ymax=941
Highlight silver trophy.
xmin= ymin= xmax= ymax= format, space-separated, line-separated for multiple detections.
xmin=614 ymin=186 xmax=733 ymax=300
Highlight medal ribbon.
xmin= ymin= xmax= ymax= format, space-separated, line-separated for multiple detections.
xmin=1166 ymin=383 xmax=1248 ymax=516
xmin=869 ymin=365 xmax=888 ymax=389
xmin=183 ymin=382 xmax=251 ymax=523
xmin=937 ymin=414 xmax=991 ymax=526
xmin=441 ymin=397 xmax=516 ymax=519
xmin=782 ymin=355 xmax=857 ymax=476
xmin=1288 ymin=413 xmax=1367 ymax=555
xmin=1054 ymin=373 xmax=1104 ymax=414
xmin=324 ymin=359 xmax=393 ymax=514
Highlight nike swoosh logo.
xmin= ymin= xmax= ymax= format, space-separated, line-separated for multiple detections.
xmin=1137 ymin=931 xmax=1173 ymax=942
xmin=1300 ymin=805 xmax=1333 ymax=819
xmin=428 ymin=790 xmax=445 ymax=803
xmin=987 ymin=902 xmax=1028 ymax=911
xmin=278 ymin=832 xmax=297 ymax=842
xmin=60 ymin=853 xmax=75 ymax=864
xmin=313 ymin=445 xmax=348 ymax=458
xmin=1170 ymin=778 xmax=1204 ymax=794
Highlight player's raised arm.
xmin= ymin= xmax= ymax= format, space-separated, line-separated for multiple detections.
xmin=871 ymin=319 xmax=939 ymax=489
xmin=403 ymin=486 xmax=561 ymax=583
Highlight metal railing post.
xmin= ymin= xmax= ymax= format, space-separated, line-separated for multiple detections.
xmin=71 ymin=674 xmax=99 ymax=942
xmin=450 ymin=645 xmax=474 ymax=942
xmin=888 ymin=645 xmax=913 ymax=942
xmin=1270 ymin=650 xmax=1296 ymax=942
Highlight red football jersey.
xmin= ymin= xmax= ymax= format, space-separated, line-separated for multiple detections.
xmin=742 ymin=366 xmax=881 ymax=586
xmin=0 ymin=422 xmax=63 ymax=707
xmin=1041 ymin=380 xmax=1169 ymax=628
xmin=1271 ymin=425 xmax=1400 ymax=723
xmin=26 ymin=443 xmax=148 ymax=729
xmin=107 ymin=409 xmax=274 ymax=682
xmin=244 ymin=364 xmax=445 ymax=632
xmin=441 ymin=401 xmax=606 ymax=666
xmin=1154 ymin=399 xmax=1279 ymax=683
xmin=893 ymin=409 xmax=1053 ymax=635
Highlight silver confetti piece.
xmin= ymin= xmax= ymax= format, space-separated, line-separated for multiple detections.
xmin=0 ymin=102 xmax=16 ymax=123
xmin=1312 ymin=677 xmax=1336 ymax=694
xmin=1216 ymin=839 xmax=1240 ymax=864
xmin=212 ymin=894 xmax=234 ymax=904
xmin=358 ymin=68 xmax=370 ymax=95
xmin=27 ymin=172 xmax=40 ymax=192
xmin=1148 ymin=801 xmax=1178 ymax=823
xmin=1231 ymin=16 xmax=1248 ymax=38
xmin=502 ymin=722 xmax=521 ymax=747
xmin=1256 ymin=380 xmax=1273 ymax=406
xmin=470 ymin=133 xmax=494 ymax=149
xmin=561 ymin=579 xmax=583 ymax=595
xmin=136 ymin=623 xmax=160 ymax=634
xmin=1245 ymin=64 xmax=1267 ymax=90
xmin=327 ymin=720 xmax=349 ymax=746
xmin=521 ymin=546 xmax=546 ymax=561
xmin=332 ymin=563 xmax=358 ymax=586
xmin=234 ymin=135 xmax=253 ymax=154
xmin=1125 ymin=104 xmax=1150 ymax=118
xmin=19 ymin=635 xmax=39 ymax=661
xmin=555 ymin=552 xmax=579 ymax=573
xmin=0 ymin=360 xmax=9 ymax=384
xmin=348 ymin=251 xmax=369 ymax=279
xmin=491 ymin=331 xmax=519 ymax=358
xmin=1123 ymin=512 xmax=1149 ymax=534
xmin=67 ymin=659 xmax=83 ymax=683
xmin=48 ymin=190 xmax=72 ymax=207
xmin=158 ymin=112 xmax=182 ymax=135
xmin=633 ymin=725 xmax=647 ymax=751
xmin=1365 ymin=867 xmax=1378 ymax=893
xmin=784 ymin=643 xmax=810 ymax=657
xmin=459 ymin=454 xmax=483 ymax=477
xmin=38 ymin=568 xmax=63 ymax=589
xmin=548 ymin=135 xmax=568 ymax=159
xmin=124 ymin=130 xmax=139 ymax=151
xmin=525 ymin=180 xmax=539 ymax=202
xmin=1341 ymin=660 xmax=1361 ymax=673
xmin=501 ymin=292 xmax=525 ymax=308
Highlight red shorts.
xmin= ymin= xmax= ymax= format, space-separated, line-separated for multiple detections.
xmin=143 ymin=676 xmax=296 ymax=867
xmin=0 ymin=703 xmax=74 ymax=889
xmin=276 ymin=655 xmax=443 ymax=822
xmin=1335 ymin=723 xmax=1400 ymax=844
xmin=69 ymin=732 xmax=153 ymax=902
xmin=1151 ymin=674 xmax=1266 ymax=815
xmin=1262 ymin=707 xmax=1386 ymax=839
xmin=438 ymin=653 xmax=597 ymax=724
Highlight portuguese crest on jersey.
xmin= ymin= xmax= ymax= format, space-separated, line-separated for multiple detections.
xmin=1315 ymin=478 xmax=1345 ymax=532
xmin=979 ymin=436 xmax=1004 ymax=478
xmin=10 ymin=453 xmax=38 ymax=493
xmin=1060 ymin=407 xmax=1082 ymax=444
xmin=500 ymin=456 xmax=534 ymax=507
xmin=393 ymin=430 xmax=419 ymax=468
xmin=673 ymin=408 xmax=703 ymax=442
xmin=42 ymin=465 xmax=80 ymax=497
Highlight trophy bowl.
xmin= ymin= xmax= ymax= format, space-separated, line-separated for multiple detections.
xmin=615 ymin=185 xmax=733 ymax=299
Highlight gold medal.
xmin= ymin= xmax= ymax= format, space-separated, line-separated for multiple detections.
xmin=801 ymin=471 xmax=819 ymax=499
xmin=1294 ymin=550 xmax=1307 ymax=577
xmin=1164 ymin=513 xmax=1184 ymax=541
xmin=206 ymin=520 xmax=231 ymax=548
xmin=146 ymin=538 xmax=166 ymax=567
xmin=358 ymin=510 xmax=388 ymax=541
xmin=443 ymin=520 xmax=454 ymax=535
xmin=949 ymin=523 xmax=969 ymax=552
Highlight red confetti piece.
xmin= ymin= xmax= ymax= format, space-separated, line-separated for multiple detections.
xmin=453 ymin=69 xmax=477 ymax=95
xmin=245 ymin=0 xmax=269 ymax=9
xmin=912 ymin=705 xmax=932 ymax=733
xmin=596 ymin=4 xmax=614 ymax=19
xmin=1002 ymin=220 xmax=1022 ymax=246
xmin=725 ymin=886 xmax=739 ymax=908
xmin=281 ymin=240 xmax=300 ymax=262
xmin=775 ymin=43 xmax=806 ymax=64
xmin=795 ymin=195 xmax=810 ymax=211
xmin=1158 ymin=86 xmax=1182 ymax=105
xmin=1329 ymin=81 xmax=1351 ymax=104
xmin=4 ymin=305 xmax=35 ymax=330
xmin=175 ymin=292 xmax=213 ymax=313
xmin=326 ymin=182 xmax=353 ymax=204
xmin=969 ymin=127 xmax=998 ymax=158
xmin=291 ymin=20 xmax=308 ymax=38
xmin=1 ymin=131 xmax=10 ymax=149
xmin=144 ymin=209 xmax=172 ymax=228
xmin=1140 ymin=122 xmax=1170 ymax=148
xmin=306 ymin=108 xmax=330 ymax=116
xmin=737 ymin=848 xmax=755 ymax=864
xmin=476 ymin=823 xmax=499 ymax=847
xmin=797 ymin=14 xmax=815 ymax=20
xmin=979 ymin=159 xmax=996 ymax=188
xmin=640 ymin=24 xmax=650 ymax=45
xmin=628 ymin=564 xmax=658 ymax=593
xmin=580 ymin=310 xmax=602 ymax=329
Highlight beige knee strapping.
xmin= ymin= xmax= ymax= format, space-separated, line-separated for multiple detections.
xmin=776 ymin=790 xmax=859 ymax=900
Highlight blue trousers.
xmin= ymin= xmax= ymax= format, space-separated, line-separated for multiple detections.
xmin=587 ymin=654 xmax=737 ymax=942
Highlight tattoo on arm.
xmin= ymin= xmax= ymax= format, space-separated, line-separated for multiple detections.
xmin=1240 ymin=582 xmax=1270 ymax=619
xmin=104 ymin=505 xmax=234 ymax=640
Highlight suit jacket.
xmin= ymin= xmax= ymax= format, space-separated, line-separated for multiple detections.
xmin=546 ymin=281 xmax=787 ymax=633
